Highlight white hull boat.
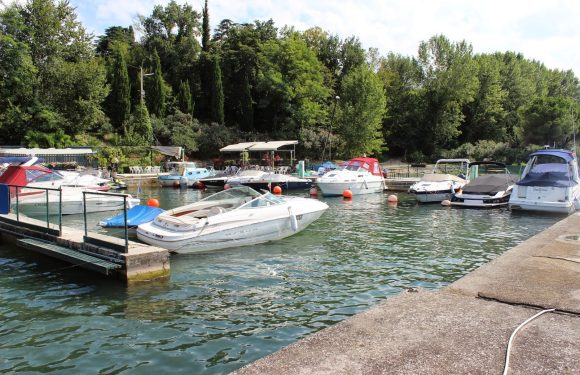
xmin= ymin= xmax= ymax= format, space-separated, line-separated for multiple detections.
xmin=316 ymin=157 xmax=386 ymax=196
xmin=137 ymin=186 xmax=328 ymax=253
xmin=409 ymin=158 xmax=470 ymax=203
xmin=509 ymin=149 xmax=580 ymax=214
xmin=449 ymin=162 xmax=518 ymax=208
xmin=13 ymin=188 xmax=140 ymax=216
xmin=158 ymin=162 xmax=213 ymax=187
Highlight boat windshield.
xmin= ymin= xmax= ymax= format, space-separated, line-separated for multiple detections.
xmin=200 ymin=186 xmax=262 ymax=205
xmin=340 ymin=160 xmax=369 ymax=172
xmin=27 ymin=169 xmax=64 ymax=183
xmin=240 ymin=192 xmax=285 ymax=209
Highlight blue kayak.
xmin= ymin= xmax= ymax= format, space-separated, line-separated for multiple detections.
xmin=99 ymin=205 xmax=165 ymax=228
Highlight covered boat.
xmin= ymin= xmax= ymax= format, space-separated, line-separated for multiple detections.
xmin=509 ymin=149 xmax=580 ymax=214
xmin=316 ymin=157 xmax=386 ymax=196
xmin=409 ymin=158 xmax=470 ymax=203
xmin=99 ymin=205 xmax=165 ymax=228
xmin=236 ymin=172 xmax=314 ymax=192
xmin=136 ymin=186 xmax=328 ymax=254
xmin=449 ymin=162 xmax=518 ymax=208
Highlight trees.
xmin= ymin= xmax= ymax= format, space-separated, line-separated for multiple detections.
xmin=336 ymin=64 xmax=387 ymax=158
xmin=105 ymin=48 xmax=131 ymax=131
xmin=146 ymin=49 xmax=168 ymax=117
xmin=209 ymin=55 xmax=225 ymax=124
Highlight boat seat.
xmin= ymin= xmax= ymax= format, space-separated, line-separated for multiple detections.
xmin=207 ymin=206 xmax=227 ymax=217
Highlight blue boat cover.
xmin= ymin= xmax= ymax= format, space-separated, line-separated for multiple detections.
xmin=517 ymin=163 xmax=577 ymax=187
xmin=100 ymin=205 xmax=165 ymax=227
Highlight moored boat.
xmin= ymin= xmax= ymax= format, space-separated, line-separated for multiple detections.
xmin=158 ymin=162 xmax=214 ymax=187
xmin=509 ymin=149 xmax=580 ymax=214
xmin=136 ymin=186 xmax=328 ymax=253
xmin=409 ymin=158 xmax=470 ymax=203
xmin=316 ymin=157 xmax=386 ymax=196
xmin=449 ymin=161 xmax=518 ymax=208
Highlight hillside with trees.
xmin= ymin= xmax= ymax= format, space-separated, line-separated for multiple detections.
xmin=1 ymin=0 xmax=579 ymax=167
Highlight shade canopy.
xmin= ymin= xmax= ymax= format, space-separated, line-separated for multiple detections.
xmin=247 ymin=141 xmax=298 ymax=151
xmin=219 ymin=142 xmax=259 ymax=152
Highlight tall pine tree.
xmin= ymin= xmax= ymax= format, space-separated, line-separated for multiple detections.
xmin=146 ymin=49 xmax=166 ymax=117
xmin=177 ymin=80 xmax=193 ymax=115
xmin=106 ymin=48 xmax=131 ymax=130
xmin=210 ymin=55 xmax=224 ymax=124
xmin=201 ymin=0 xmax=210 ymax=52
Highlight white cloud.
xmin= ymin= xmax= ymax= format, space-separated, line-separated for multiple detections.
xmin=69 ymin=0 xmax=580 ymax=74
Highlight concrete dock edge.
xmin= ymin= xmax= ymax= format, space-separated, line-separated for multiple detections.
xmin=234 ymin=213 xmax=580 ymax=374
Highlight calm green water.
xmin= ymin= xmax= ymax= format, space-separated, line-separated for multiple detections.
xmin=0 ymin=187 xmax=560 ymax=374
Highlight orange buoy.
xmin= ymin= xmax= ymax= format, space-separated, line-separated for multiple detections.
xmin=146 ymin=198 xmax=160 ymax=207
xmin=194 ymin=181 xmax=205 ymax=189
xmin=387 ymin=194 xmax=398 ymax=203
xmin=272 ymin=185 xmax=282 ymax=195
xmin=343 ymin=189 xmax=353 ymax=199
xmin=223 ymin=184 xmax=231 ymax=190
xmin=309 ymin=187 xmax=318 ymax=196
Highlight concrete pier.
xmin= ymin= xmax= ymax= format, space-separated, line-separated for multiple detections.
xmin=0 ymin=213 xmax=170 ymax=283
xmin=234 ymin=214 xmax=580 ymax=374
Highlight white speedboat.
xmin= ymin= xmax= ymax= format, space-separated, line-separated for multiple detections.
xmin=409 ymin=158 xmax=470 ymax=203
xmin=449 ymin=161 xmax=518 ymax=208
xmin=225 ymin=169 xmax=268 ymax=187
xmin=0 ymin=165 xmax=140 ymax=215
xmin=136 ymin=186 xmax=328 ymax=253
xmin=158 ymin=162 xmax=214 ymax=187
xmin=509 ymin=149 xmax=580 ymax=214
xmin=316 ymin=157 xmax=386 ymax=196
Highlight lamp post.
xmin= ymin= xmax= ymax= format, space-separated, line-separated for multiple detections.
xmin=329 ymin=95 xmax=340 ymax=161
xmin=140 ymin=66 xmax=155 ymax=104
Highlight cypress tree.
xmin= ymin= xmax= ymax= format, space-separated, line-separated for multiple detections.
xmin=107 ymin=48 xmax=131 ymax=130
xmin=240 ymin=72 xmax=254 ymax=131
xmin=202 ymin=0 xmax=210 ymax=52
xmin=177 ymin=80 xmax=193 ymax=115
xmin=210 ymin=55 xmax=224 ymax=124
xmin=146 ymin=49 xmax=166 ymax=117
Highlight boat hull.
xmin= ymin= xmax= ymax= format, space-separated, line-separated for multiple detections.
xmin=316 ymin=179 xmax=385 ymax=196
xmin=14 ymin=195 xmax=140 ymax=216
xmin=509 ymin=185 xmax=580 ymax=214
xmin=411 ymin=190 xmax=453 ymax=203
xmin=137 ymin=209 xmax=326 ymax=254
xmin=450 ymin=192 xmax=511 ymax=208
xmin=240 ymin=180 xmax=314 ymax=191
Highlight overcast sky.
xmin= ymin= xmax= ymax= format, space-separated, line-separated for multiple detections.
xmin=62 ymin=0 xmax=580 ymax=76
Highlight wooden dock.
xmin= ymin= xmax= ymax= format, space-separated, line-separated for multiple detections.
xmin=0 ymin=213 xmax=170 ymax=283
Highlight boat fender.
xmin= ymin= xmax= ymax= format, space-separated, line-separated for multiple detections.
xmin=288 ymin=207 xmax=298 ymax=231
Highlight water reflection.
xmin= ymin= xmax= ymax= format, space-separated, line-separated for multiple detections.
xmin=0 ymin=187 xmax=560 ymax=374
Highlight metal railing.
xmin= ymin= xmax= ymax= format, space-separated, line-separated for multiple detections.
xmin=82 ymin=190 xmax=130 ymax=253
xmin=2 ymin=184 xmax=63 ymax=235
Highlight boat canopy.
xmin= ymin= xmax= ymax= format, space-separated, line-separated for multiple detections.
xmin=340 ymin=157 xmax=382 ymax=176
xmin=517 ymin=149 xmax=578 ymax=187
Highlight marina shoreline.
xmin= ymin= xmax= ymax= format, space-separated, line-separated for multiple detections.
xmin=234 ymin=213 xmax=580 ymax=374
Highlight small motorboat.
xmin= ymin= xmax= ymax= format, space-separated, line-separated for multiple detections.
xmin=449 ymin=161 xmax=518 ymax=208
xmin=237 ymin=172 xmax=314 ymax=191
xmin=409 ymin=158 xmax=470 ymax=203
xmin=224 ymin=169 xmax=268 ymax=187
xmin=158 ymin=162 xmax=214 ymax=187
xmin=316 ymin=157 xmax=386 ymax=196
xmin=136 ymin=186 xmax=329 ymax=254
xmin=99 ymin=205 xmax=165 ymax=228
xmin=509 ymin=149 xmax=580 ymax=214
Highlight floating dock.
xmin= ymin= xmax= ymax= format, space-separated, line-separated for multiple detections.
xmin=234 ymin=213 xmax=580 ymax=374
xmin=0 ymin=213 xmax=170 ymax=283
